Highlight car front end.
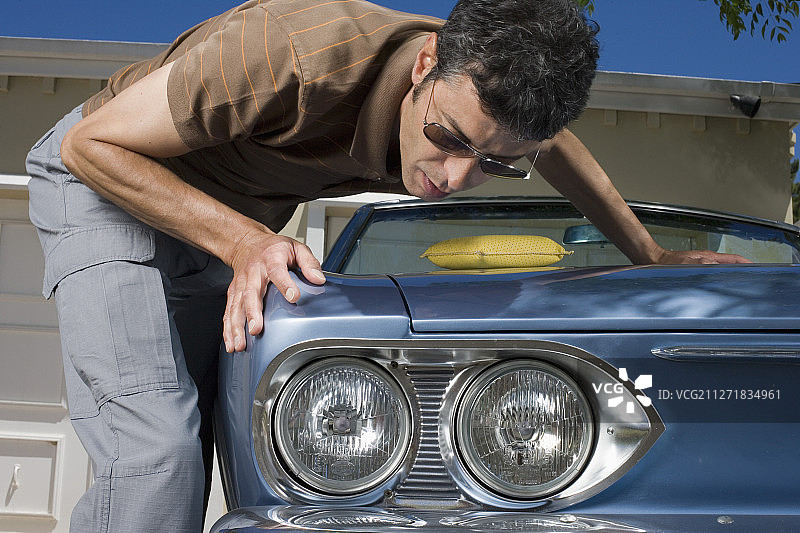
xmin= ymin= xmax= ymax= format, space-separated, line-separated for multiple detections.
xmin=212 ymin=198 xmax=800 ymax=532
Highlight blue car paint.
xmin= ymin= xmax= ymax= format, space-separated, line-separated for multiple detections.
xmin=214 ymin=198 xmax=800 ymax=532
xmin=216 ymin=268 xmax=800 ymax=516
xmin=392 ymin=264 xmax=800 ymax=332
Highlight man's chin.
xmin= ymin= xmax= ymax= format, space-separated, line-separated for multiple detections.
xmin=416 ymin=189 xmax=449 ymax=202
xmin=425 ymin=192 xmax=449 ymax=201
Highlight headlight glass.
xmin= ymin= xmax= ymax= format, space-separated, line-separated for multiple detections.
xmin=456 ymin=360 xmax=594 ymax=499
xmin=273 ymin=358 xmax=411 ymax=495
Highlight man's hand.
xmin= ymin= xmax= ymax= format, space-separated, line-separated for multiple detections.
xmin=223 ymin=231 xmax=326 ymax=353
xmin=653 ymin=248 xmax=751 ymax=265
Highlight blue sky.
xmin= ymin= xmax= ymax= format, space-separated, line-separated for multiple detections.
xmin=1 ymin=0 xmax=796 ymax=84
xmin=2 ymin=0 xmax=797 ymax=140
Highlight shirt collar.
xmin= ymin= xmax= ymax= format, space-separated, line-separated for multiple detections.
xmin=350 ymin=33 xmax=432 ymax=183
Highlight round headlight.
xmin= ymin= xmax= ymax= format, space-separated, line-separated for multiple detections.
xmin=273 ymin=358 xmax=411 ymax=495
xmin=455 ymin=360 xmax=593 ymax=499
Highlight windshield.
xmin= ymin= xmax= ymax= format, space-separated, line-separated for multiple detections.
xmin=337 ymin=203 xmax=800 ymax=275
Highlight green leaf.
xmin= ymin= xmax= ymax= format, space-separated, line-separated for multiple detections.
xmin=709 ymin=0 xmax=797 ymax=40
xmin=572 ymin=0 xmax=594 ymax=13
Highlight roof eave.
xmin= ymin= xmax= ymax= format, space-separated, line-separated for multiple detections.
xmin=1 ymin=36 xmax=799 ymax=122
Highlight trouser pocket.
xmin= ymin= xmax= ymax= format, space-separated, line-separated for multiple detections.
xmin=55 ymin=260 xmax=180 ymax=417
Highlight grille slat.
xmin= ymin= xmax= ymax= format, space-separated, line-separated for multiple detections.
xmin=395 ymin=367 xmax=461 ymax=499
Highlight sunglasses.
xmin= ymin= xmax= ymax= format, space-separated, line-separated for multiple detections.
xmin=422 ymin=78 xmax=539 ymax=180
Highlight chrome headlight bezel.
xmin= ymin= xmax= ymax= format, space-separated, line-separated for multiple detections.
xmin=253 ymin=351 xmax=418 ymax=505
xmin=454 ymin=360 xmax=594 ymax=499
xmin=272 ymin=357 xmax=412 ymax=495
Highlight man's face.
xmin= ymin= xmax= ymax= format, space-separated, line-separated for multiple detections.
xmin=397 ymin=74 xmax=539 ymax=201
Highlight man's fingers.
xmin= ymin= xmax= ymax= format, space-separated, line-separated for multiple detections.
xmin=723 ymin=253 xmax=751 ymax=264
xmin=243 ymin=270 xmax=269 ymax=337
xmin=224 ymin=268 xmax=263 ymax=353
xmin=266 ymin=263 xmax=301 ymax=303
xmin=695 ymin=251 xmax=751 ymax=264
xmin=223 ymin=282 xmax=246 ymax=353
xmin=294 ymin=243 xmax=326 ymax=285
xmin=224 ymin=235 xmax=327 ymax=354
xmin=660 ymin=249 xmax=752 ymax=265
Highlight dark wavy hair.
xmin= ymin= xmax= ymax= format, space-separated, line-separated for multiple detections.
xmin=418 ymin=0 xmax=600 ymax=141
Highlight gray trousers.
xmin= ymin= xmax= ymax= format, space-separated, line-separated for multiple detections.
xmin=26 ymin=106 xmax=232 ymax=532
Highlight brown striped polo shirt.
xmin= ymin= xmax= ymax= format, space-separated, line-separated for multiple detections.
xmin=83 ymin=0 xmax=442 ymax=231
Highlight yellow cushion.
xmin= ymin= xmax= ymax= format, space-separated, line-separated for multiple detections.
xmin=420 ymin=235 xmax=573 ymax=269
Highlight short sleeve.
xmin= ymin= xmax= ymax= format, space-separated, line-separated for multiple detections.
xmin=167 ymin=5 xmax=302 ymax=150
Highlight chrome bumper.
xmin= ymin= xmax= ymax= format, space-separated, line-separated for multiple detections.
xmin=211 ymin=506 xmax=800 ymax=533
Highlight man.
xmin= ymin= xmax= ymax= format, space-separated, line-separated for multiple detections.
xmin=26 ymin=0 xmax=744 ymax=531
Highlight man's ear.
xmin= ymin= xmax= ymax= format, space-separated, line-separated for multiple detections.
xmin=411 ymin=33 xmax=438 ymax=85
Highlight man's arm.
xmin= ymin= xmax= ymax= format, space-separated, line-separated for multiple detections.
xmin=534 ymin=129 xmax=749 ymax=265
xmin=60 ymin=62 xmax=325 ymax=353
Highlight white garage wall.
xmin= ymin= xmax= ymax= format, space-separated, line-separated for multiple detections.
xmin=0 ymin=196 xmax=91 ymax=532
xmin=0 ymin=192 xmax=227 ymax=532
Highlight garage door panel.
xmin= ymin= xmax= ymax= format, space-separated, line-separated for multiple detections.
xmin=0 ymin=223 xmax=46 ymax=297
xmin=0 ymin=330 xmax=64 ymax=407
xmin=0 ymin=435 xmax=61 ymax=519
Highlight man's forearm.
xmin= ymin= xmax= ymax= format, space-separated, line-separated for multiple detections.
xmin=534 ymin=129 xmax=665 ymax=264
xmin=60 ymin=131 xmax=269 ymax=268
xmin=57 ymin=61 xmax=325 ymax=353
xmin=59 ymin=61 xmax=272 ymax=268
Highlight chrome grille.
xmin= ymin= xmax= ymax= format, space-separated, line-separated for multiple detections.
xmin=394 ymin=366 xmax=461 ymax=501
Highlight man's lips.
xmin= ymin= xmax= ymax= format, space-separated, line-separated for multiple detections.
xmin=422 ymin=173 xmax=448 ymax=199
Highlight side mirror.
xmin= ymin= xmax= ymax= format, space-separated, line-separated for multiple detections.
xmin=562 ymin=224 xmax=610 ymax=245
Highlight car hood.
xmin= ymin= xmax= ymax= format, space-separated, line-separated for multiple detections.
xmin=390 ymin=264 xmax=800 ymax=332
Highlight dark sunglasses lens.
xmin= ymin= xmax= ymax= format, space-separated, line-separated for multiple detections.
xmin=423 ymin=123 xmax=474 ymax=157
xmin=480 ymin=160 xmax=527 ymax=179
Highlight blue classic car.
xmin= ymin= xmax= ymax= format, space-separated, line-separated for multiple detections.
xmin=212 ymin=197 xmax=800 ymax=533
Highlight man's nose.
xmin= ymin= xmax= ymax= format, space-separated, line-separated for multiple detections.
xmin=444 ymin=156 xmax=482 ymax=192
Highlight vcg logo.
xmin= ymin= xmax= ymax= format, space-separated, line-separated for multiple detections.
xmin=592 ymin=368 xmax=653 ymax=413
